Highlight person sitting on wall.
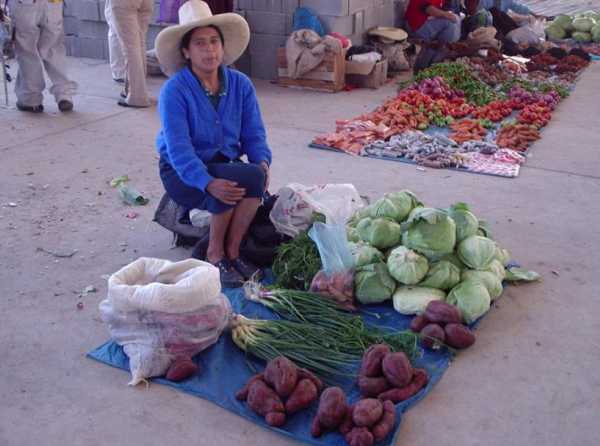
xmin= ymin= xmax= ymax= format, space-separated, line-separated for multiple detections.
xmin=154 ymin=0 xmax=272 ymax=288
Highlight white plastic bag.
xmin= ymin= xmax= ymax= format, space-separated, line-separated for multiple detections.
xmin=269 ymin=183 xmax=364 ymax=237
xmin=506 ymin=19 xmax=546 ymax=46
xmin=99 ymin=258 xmax=231 ymax=386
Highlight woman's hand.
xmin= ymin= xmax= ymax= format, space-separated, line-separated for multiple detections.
xmin=260 ymin=161 xmax=270 ymax=192
xmin=206 ymin=179 xmax=246 ymax=205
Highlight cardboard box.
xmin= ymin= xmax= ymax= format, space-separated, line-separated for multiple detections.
xmin=277 ymin=47 xmax=346 ymax=92
xmin=346 ymin=58 xmax=388 ymax=89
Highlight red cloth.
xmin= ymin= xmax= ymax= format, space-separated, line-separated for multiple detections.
xmin=406 ymin=0 xmax=444 ymax=32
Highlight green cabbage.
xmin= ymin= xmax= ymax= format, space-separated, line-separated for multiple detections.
xmin=402 ymin=207 xmax=457 ymax=259
xmin=448 ymin=202 xmax=479 ymax=242
xmin=392 ymin=286 xmax=446 ymax=315
xmin=546 ymin=24 xmax=567 ymax=41
xmin=347 ymin=226 xmax=361 ymax=242
xmin=573 ymin=17 xmax=595 ymax=32
xmin=446 ymin=280 xmax=491 ymax=324
xmin=572 ymin=31 xmax=592 ymax=42
xmin=387 ymin=246 xmax=429 ymax=285
xmin=457 ymin=235 xmax=497 ymax=270
xmin=462 ymin=270 xmax=503 ymax=301
xmin=369 ymin=197 xmax=407 ymax=222
xmin=356 ymin=217 xmax=402 ymax=249
xmin=441 ymin=253 xmax=467 ymax=271
xmin=355 ymin=262 xmax=396 ymax=304
xmin=485 ymin=259 xmax=506 ymax=281
xmin=419 ymin=260 xmax=461 ymax=290
xmin=553 ymin=15 xmax=574 ymax=32
xmin=504 ymin=267 xmax=541 ymax=282
xmin=384 ymin=190 xmax=421 ymax=222
xmin=349 ymin=242 xmax=384 ymax=267
xmin=592 ymin=24 xmax=600 ymax=42
xmin=494 ymin=246 xmax=511 ymax=267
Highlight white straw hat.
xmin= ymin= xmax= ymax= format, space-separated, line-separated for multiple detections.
xmin=155 ymin=0 xmax=250 ymax=77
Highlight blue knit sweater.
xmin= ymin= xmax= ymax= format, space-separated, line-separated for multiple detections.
xmin=156 ymin=65 xmax=272 ymax=192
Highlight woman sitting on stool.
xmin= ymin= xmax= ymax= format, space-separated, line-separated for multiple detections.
xmin=155 ymin=0 xmax=272 ymax=287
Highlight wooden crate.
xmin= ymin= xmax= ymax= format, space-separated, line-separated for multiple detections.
xmin=277 ymin=47 xmax=346 ymax=93
xmin=346 ymin=59 xmax=389 ymax=89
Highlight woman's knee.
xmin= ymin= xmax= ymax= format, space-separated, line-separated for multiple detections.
xmin=240 ymin=164 xmax=266 ymax=196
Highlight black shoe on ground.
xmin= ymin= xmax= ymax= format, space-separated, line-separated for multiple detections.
xmin=16 ymin=103 xmax=44 ymax=113
xmin=58 ymin=99 xmax=73 ymax=112
xmin=113 ymin=77 xmax=125 ymax=84
xmin=212 ymin=259 xmax=244 ymax=288
xmin=230 ymin=257 xmax=263 ymax=281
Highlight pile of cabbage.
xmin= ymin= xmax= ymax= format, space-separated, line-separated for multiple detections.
xmin=347 ymin=191 xmax=539 ymax=324
xmin=545 ymin=11 xmax=600 ymax=43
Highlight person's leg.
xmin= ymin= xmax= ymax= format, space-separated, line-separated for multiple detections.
xmin=39 ymin=0 xmax=78 ymax=109
xmin=105 ymin=0 xmax=126 ymax=81
xmin=225 ymin=197 xmax=261 ymax=260
xmin=9 ymin=1 xmax=45 ymax=109
xmin=138 ymin=0 xmax=153 ymax=82
xmin=111 ymin=0 xmax=150 ymax=107
xmin=206 ymin=209 xmax=234 ymax=263
xmin=415 ymin=17 xmax=461 ymax=44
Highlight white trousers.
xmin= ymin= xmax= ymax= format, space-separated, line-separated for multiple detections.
xmin=9 ymin=0 xmax=77 ymax=106
xmin=110 ymin=0 xmax=153 ymax=106
xmin=105 ymin=0 xmax=126 ymax=80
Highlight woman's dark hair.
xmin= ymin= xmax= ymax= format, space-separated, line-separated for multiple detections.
xmin=180 ymin=25 xmax=225 ymax=52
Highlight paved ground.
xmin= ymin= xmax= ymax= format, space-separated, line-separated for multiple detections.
xmin=1 ymin=58 xmax=599 ymax=446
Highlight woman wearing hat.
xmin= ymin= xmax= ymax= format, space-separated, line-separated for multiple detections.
xmin=155 ymin=0 xmax=272 ymax=288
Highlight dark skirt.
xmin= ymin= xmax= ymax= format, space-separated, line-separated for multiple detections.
xmin=159 ymin=155 xmax=266 ymax=215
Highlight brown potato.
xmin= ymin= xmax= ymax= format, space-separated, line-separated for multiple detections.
xmin=285 ymin=378 xmax=318 ymax=414
xmin=382 ymin=352 xmax=413 ymax=388
xmin=352 ymin=398 xmax=383 ymax=428
xmin=264 ymin=356 xmax=298 ymax=398
xmin=359 ymin=344 xmax=391 ymax=378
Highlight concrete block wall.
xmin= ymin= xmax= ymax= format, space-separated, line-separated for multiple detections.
xmin=63 ymin=0 xmax=165 ymax=60
xmin=64 ymin=0 xmax=404 ymax=79
xmin=234 ymin=0 xmax=399 ymax=80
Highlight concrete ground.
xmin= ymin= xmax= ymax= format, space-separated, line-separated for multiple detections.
xmin=1 ymin=57 xmax=599 ymax=446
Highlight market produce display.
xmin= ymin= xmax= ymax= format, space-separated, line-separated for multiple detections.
xmin=546 ymin=12 xmax=600 ymax=43
xmin=312 ymin=45 xmax=591 ymax=178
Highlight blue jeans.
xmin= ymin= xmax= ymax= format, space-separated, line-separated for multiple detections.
xmin=159 ymin=156 xmax=266 ymax=215
xmin=413 ymin=17 xmax=461 ymax=43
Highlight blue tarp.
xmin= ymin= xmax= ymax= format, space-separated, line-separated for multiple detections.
xmin=88 ymin=285 xmax=454 ymax=446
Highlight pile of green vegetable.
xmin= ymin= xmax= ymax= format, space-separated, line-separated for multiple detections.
xmin=347 ymin=191 xmax=540 ymax=324
xmin=272 ymin=230 xmax=322 ymax=290
xmin=546 ymin=11 xmax=600 ymax=43
xmin=415 ymin=63 xmax=500 ymax=106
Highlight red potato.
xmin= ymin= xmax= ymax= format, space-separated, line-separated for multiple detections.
xmin=358 ymin=375 xmax=390 ymax=398
xmin=165 ymin=358 xmax=199 ymax=382
xmin=345 ymin=427 xmax=374 ymax=446
xmin=311 ymin=387 xmax=348 ymax=437
xmin=264 ymin=356 xmax=298 ymax=398
xmin=382 ymin=352 xmax=413 ymax=388
xmin=339 ymin=404 xmax=355 ymax=435
xmin=378 ymin=368 xmax=429 ymax=403
xmin=424 ymin=300 xmax=462 ymax=325
xmin=420 ymin=323 xmax=445 ymax=350
xmin=410 ymin=314 xmax=430 ymax=333
xmin=444 ymin=323 xmax=476 ymax=349
xmin=235 ymin=373 xmax=264 ymax=401
xmin=297 ymin=367 xmax=324 ymax=393
xmin=265 ymin=412 xmax=286 ymax=427
xmin=359 ymin=344 xmax=391 ymax=377
xmin=246 ymin=380 xmax=285 ymax=420
xmin=285 ymin=379 xmax=318 ymax=414
xmin=352 ymin=399 xmax=383 ymax=428
xmin=371 ymin=400 xmax=396 ymax=442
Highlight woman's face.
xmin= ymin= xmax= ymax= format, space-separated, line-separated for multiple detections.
xmin=182 ymin=26 xmax=224 ymax=74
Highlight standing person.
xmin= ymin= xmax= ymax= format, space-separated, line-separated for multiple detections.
xmin=105 ymin=0 xmax=126 ymax=84
xmin=405 ymin=0 xmax=461 ymax=44
xmin=9 ymin=0 xmax=77 ymax=113
xmin=110 ymin=0 xmax=154 ymax=108
xmin=155 ymin=0 xmax=271 ymax=288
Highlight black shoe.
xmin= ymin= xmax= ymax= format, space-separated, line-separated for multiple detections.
xmin=16 ymin=103 xmax=44 ymax=113
xmin=113 ymin=77 xmax=125 ymax=84
xmin=230 ymin=257 xmax=263 ymax=281
xmin=58 ymin=99 xmax=73 ymax=112
xmin=212 ymin=259 xmax=244 ymax=288
xmin=117 ymin=99 xmax=149 ymax=108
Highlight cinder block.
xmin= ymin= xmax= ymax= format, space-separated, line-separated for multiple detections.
xmin=98 ymin=0 xmax=107 ymax=21
xmin=146 ymin=24 xmax=166 ymax=50
xmin=249 ymin=32 xmax=286 ymax=54
xmin=285 ymin=13 xmax=295 ymax=34
xmin=363 ymin=6 xmax=380 ymax=31
xmin=63 ymin=16 xmax=80 ymax=35
xmin=252 ymin=0 xmax=283 ymax=12
xmin=75 ymin=0 xmax=101 ymax=21
xmin=349 ymin=0 xmax=371 ymax=14
xmin=235 ymin=0 xmax=254 ymax=10
xmin=379 ymin=1 xmax=396 ymax=27
xmin=250 ymin=50 xmax=279 ymax=79
xmin=319 ymin=14 xmax=354 ymax=36
xmin=300 ymin=0 xmax=348 ymax=16
xmin=233 ymin=50 xmax=251 ymax=76
xmin=74 ymin=37 xmax=108 ymax=60
xmin=79 ymin=20 xmax=108 ymax=39
xmin=283 ymin=0 xmax=299 ymax=14
xmin=64 ymin=35 xmax=76 ymax=56
xmin=246 ymin=11 xmax=286 ymax=35
xmin=64 ymin=0 xmax=77 ymax=16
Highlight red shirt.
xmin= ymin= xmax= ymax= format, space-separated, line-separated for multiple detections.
xmin=406 ymin=0 xmax=444 ymax=31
